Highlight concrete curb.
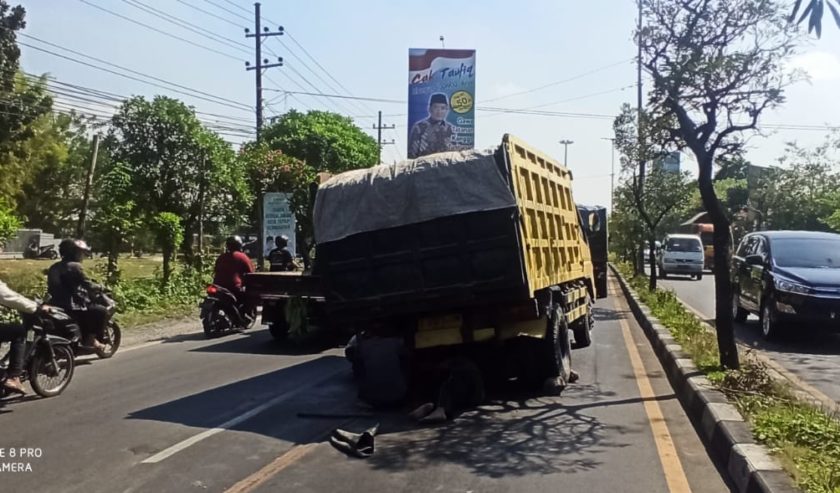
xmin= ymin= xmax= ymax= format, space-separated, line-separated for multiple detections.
xmin=610 ymin=264 xmax=799 ymax=493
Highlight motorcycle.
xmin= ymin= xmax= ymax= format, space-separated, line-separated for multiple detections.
xmin=23 ymin=244 xmax=59 ymax=260
xmin=200 ymin=284 xmax=257 ymax=338
xmin=42 ymin=292 xmax=122 ymax=359
xmin=0 ymin=309 xmax=76 ymax=398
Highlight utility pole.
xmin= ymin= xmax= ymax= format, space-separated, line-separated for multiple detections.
xmin=559 ymin=139 xmax=574 ymax=167
xmin=636 ymin=0 xmax=645 ymax=190
xmin=373 ymin=110 xmax=395 ymax=164
xmin=602 ymin=137 xmax=616 ymax=212
xmin=440 ymin=35 xmax=445 ymax=48
xmin=245 ymin=2 xmax=283 ymax=270
xmin=197 ymin=154 xmax=207 ymax=267
xmin=77 ymin=134 xmax=100 ymax=239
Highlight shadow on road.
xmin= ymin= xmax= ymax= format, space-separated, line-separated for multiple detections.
xmin=734 ymin=321 xmax=840 ymax=357
xmin=187 ymin=327 xmax=342 ymax=356
xmin=592 ymin=305 xmax=626 ymax=323
xmin=127 ymin=355 xmax=352 ymax=436
xmin=363 ymin=381 xmax=639 ymax=479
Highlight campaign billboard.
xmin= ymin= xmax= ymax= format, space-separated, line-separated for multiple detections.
xmin=407 ymin=49 xmax=475 ymax=159
xmin=262 ymin=192 xmax=296 ymax=257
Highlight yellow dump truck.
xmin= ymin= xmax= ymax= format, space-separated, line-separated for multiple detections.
xmin=246 ymin=134 xmax=604 ymax=386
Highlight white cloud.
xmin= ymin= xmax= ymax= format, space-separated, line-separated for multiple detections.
xmin=790 ymin=51 xmax=840 ymax=81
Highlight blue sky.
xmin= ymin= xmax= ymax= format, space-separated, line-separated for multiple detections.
xmin=18 ymin=0 xmax=840 ymax=209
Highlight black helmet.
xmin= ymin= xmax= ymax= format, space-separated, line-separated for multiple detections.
xmin=275 ymin=235 xmax=289 ymax=247
xmin=59 ymin=239 xmax=91 ymax=261
xmin=225 ymin=236 xmax=244 ymax=252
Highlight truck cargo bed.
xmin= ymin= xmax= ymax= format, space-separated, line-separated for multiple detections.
xmin=316 ymin=207 xmax=530 ymax=320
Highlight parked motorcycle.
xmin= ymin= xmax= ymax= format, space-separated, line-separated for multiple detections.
xmin=23 ymin=243 xmax=58 ymax=260
xmin=42 ymin=292 xmax=122 ymax=359
xmin=200 ymin=284 xmax=256 ymax=338
xmin=0 ymin=309 xmax=76 ymax=398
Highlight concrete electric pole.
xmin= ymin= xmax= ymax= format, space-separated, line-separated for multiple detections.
xmin=245 ymin=2 xmax=283 ymax=270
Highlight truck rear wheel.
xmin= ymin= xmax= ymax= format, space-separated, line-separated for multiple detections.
xmin=572 ymin=296 xmax=593 ymax=349
xmin=520 ymin=303 xmax=572 ymax=389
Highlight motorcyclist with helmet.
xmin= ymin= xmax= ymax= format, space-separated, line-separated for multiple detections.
xmin=213 ymin=236 xmax=255 ymax=309
xmin=47 ymin=239 xmax=107 ymax=352
xmin=268 ymin=235 xmax=299 ymax=272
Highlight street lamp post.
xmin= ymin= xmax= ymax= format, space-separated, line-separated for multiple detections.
xmin=559 ymin=139 xmax=574 ymax=167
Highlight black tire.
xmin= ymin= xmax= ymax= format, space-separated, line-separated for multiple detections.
xmin=95 ymin=320 xmax=121 ymax=359
xmin=268 ymin=317 xmax=290 ymax=342
xmin=760 ymin=294 xmax=783 ymax=340
xmin=28 ymin=344 xmax=75 ymax=397
xmin=524 ymin=304 xmax=571 ymax=388
xmin=203 ymin=310 xmax=227 ymax=339
xmin=696 ymin=273 xmax=703 ymax=281
xmin=572 ymin=297 xmax=593 ymax=349
xmin=732 ymin=290 xmax=748 ymax=323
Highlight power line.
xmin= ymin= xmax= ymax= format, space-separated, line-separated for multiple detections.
xmin=20 ymin=34 xmax=253 ymax=111
xmin=175 ymin=0 xmax=245 ymax=28
xmin=479 ymin=58 xmax=634 ymax=103
xmin=220 ymin=0 xmax=250 ymax=14
xmin=202 ymin=0 xmax=250 ymax=22
xmin=77 ymin=0 xmax=244 ymax=62
xmin=120 ymin=0 xmax=251 ymax=55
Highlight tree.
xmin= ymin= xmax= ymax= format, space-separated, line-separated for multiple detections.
xmin=614 ymin=104 xmax=695 ymax=289
xmin=239 ymin=143 xmax=318 ymax=266
xmin=15 ymin=113 xmax=100 ymax=236
xmin=0 ymin=200 xmax=21 ymax=247
xmin=109 ymin=96 xmax=250 ymax=260
xmin=790 ymin=0 xmax=840 ymax=36
xmin=90 ymin=162 xmax=139 ymax=284
xmin=0 ymin=73 xmax=53 ymax=204
xmin=261 ymin=110 xmax=378 ymax=174
xmin=151 ymin=212 xmax=183 ymax=286
xmin=640 ymin=0 xmax=800 ymax=369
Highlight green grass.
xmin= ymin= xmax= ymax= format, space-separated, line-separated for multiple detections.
xmin=0 ymin=256 xmax=163 ymax=297
xmin=0 ymin=256 xmax=203 ymax=329
xmin=614 ymin=261 xmax=840 ymax=493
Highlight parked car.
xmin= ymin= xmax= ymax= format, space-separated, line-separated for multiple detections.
xmin=731 ymin=231 xmax=840 ymax=339
xmin=657 ymin=234 xmax=704 ymax=280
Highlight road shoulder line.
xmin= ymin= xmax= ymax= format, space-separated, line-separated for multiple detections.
xmin=610 ymin=265 xmax=797 ymax=493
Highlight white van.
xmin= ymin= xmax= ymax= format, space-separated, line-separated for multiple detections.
xmin=657 ymin=234 xmax=705 ymax=280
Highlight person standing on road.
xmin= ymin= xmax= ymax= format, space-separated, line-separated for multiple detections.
xmin=268 ymin=235 xmax=299 ymax=272
xmin=407 ymin=93 xmax=455 ymax=159
xmin=47 ymin=239 xmax=107 ymax=352
xmin=0 ymin=280 xmax=51 ymax=395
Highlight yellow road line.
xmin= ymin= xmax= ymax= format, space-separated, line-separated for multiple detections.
xmin=613 ymin=279 xmax=692 ymax=493
xmin=224 ymin=443 xmax=318 ymax=493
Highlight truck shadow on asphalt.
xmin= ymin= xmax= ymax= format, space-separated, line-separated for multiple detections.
xmin=183 ymin=327 xmax=343 ymax=356
xmin=125 ymin=347 xmax=658 ymax=479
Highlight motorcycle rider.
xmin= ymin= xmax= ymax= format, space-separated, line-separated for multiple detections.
xmin=0 ymin=279 xmax=51 ymax=395
xmin=47 ymin=239 xmax=107 ymax=352
xmin=213 ymin=236 xmax=255 ymax=312
xmin=268 ymin=235 xmax=299 ymax=272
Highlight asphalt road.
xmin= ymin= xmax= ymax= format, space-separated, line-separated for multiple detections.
xmin=1 ymin=278 xmax=732 ymax=493
xmin=658 ymin=271 xmax=840 ymax=406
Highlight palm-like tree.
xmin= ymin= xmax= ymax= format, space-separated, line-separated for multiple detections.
xmin=792 ymin=0 xmax=840 ymax=37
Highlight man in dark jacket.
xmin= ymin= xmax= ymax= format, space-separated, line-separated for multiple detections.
xmin=47 ymin=239 xmax=106 ymax=351
xmin=268 ymin=235 xmax=298 ymax=272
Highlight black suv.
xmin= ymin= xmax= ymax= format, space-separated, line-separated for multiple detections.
xmin=731 ymin=231 xmax=840 ymax=339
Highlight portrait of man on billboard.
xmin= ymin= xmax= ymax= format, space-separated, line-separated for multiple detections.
xmin=407 ymin=93 xmax=455 ymax=159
